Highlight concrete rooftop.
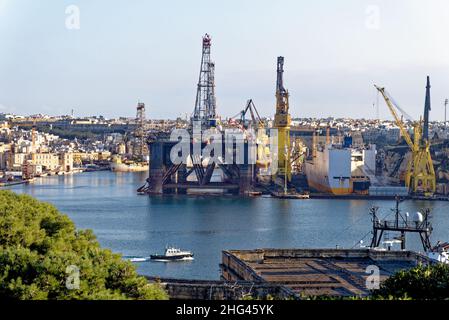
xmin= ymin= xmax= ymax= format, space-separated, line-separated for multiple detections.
xmin=221 ymin=248 xmax=430 ymax=297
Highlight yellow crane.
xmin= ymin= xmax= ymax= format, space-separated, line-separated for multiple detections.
xmin=273 ymin=56 xmax=292 ymax=182
xmin=375 ymin=83 xmax=436 ymax=197
xmin=237 ymin=99 xmax=270 ymax=169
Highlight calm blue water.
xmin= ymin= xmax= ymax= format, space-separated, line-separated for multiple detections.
xmin=5 ymin=171 xmax=449 ymax=280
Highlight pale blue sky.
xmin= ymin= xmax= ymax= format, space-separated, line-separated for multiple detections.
xmin=0 ymin=0 xmax=448 ymax=120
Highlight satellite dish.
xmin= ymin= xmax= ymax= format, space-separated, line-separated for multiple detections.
xmin=413 ymin=211 xmax=424 ymax=223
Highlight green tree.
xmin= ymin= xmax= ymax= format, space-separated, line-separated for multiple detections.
xmin=0 ymin=190 xmax=168 ymax=300
xmin=373 ymin=263 xmax=449 ymax=300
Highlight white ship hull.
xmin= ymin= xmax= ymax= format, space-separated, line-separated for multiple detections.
xmin=305 ymin=144 xmax=376 ymax=195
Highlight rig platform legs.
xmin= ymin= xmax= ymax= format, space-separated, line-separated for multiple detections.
xmin=139 ymin=134 xmax=257 ymax=196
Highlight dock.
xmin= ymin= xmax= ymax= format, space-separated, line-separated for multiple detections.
xmin=271 ymin=192 xmax=310 ymax=199
xmin=0 ymin=179 xmax=34 ymax=187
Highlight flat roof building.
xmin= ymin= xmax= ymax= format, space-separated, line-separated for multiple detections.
xmin=221 ymin=248 xmax=432 ymax=298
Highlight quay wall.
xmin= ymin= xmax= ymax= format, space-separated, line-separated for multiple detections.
xmin=145 ymin=277 xmax=296 ymax=300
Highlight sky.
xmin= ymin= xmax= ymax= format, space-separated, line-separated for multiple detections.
xmin=0 ymin=0 xmax=448 ymax=120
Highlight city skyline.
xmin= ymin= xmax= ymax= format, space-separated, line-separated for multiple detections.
xmin=1 ymin=0 xmax=448 ymax=121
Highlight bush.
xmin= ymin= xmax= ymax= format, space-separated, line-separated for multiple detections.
xmin=373 ymin=263 xmax=449 ymax=300
xmin=0 ymin=190 xmax=168 ymax=300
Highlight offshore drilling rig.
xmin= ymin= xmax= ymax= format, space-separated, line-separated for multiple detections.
xmin=140 ymin=34 xmax=256 ymax=195
xmin=273 ymin=57 xmax=292 ymax=183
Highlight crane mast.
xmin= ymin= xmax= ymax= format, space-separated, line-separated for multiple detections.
xmin=273 ymin=57 xmax=292 ymax=181
xmin=423 ymin=76 xmax=431 ymax=141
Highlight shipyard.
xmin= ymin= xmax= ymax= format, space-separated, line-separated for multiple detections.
xmin=3 ymin=35 xmax=448 ymax=200
xmin=2 ymin=32 xmax=449 ymax=301
xmin=2 ymin=1 xmax=449 ymax=311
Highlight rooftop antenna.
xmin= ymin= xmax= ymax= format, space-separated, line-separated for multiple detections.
xmin=376 ymin=89 xmax=380 ymax=122
xmin=445 ymin=98 xmax=448 ymax=131
xmin=370 ymin=196 xmax=433 ymax=251
xmin=373 ymin=88 xmax=380 ymax=122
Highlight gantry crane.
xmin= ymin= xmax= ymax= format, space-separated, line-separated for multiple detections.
xmin=273 ymin=56 xmax=292 ymax=182
xmin=375 ymin=78 xmax=436 ymax=196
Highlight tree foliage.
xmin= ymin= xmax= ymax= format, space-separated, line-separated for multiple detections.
xmin=374 ymin=263 xmax=449 ymax=300
xmin=0 ymin=190 xmax=168 ymax=300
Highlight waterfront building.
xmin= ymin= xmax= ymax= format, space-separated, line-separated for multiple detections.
xmin=6 ymin=152 xmax=27 ymax=172
xmin=32 ymin=153 xmax=61 ymax=171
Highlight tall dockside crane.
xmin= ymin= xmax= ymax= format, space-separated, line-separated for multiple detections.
xmin=273 ymin=57 xmax=292 ymax=182
xmin=375 ymin=77 xmax=436 ymax=196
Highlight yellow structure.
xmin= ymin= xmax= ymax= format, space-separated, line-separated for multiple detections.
xmin=72 ymin=151 xmax=111 ymax=163
xmin=273 ymin=56 xmax=292 ymax=181
xmin=375 ymin=85 xmax=436 ymax=196
xmin=239 ymin=99 xmax=271 ymax=169
xmin=32 ymin=153 xmax=60 ymax=171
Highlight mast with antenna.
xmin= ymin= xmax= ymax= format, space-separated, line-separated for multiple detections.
xmin=444 ymin=98 xmax=448 ymax=131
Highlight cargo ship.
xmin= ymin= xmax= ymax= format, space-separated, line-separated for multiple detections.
xmin=110 ymin=155 xmax=149 ymax=172
xmin=304 ymin=136 xmax=377 ymax=195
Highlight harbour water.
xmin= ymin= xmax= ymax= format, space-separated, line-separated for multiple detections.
xmin=6 ymin=171 xmax=449 ymax=280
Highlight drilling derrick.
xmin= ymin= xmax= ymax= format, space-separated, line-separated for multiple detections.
xmin=273 ymin=56 xmax=292 ymax=181
xmin=134 ymin=102 xmax=148 ymax=161
xmin=192 ymin=34 xmax=218 ymax=128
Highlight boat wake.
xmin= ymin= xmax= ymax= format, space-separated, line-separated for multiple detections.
xmin=123 ymin=256 xmax=151 ymax=262
xmin=123 ymin=256 xmax=194 ymax=263
xmin=151 ymin=257 xmax=195 ymax=262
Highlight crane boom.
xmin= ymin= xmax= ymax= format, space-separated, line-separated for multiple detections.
xmin=242 ymin=99 xmax=264 ymax=128
xmin=374 ymin=85 xmax=414 ymax=149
